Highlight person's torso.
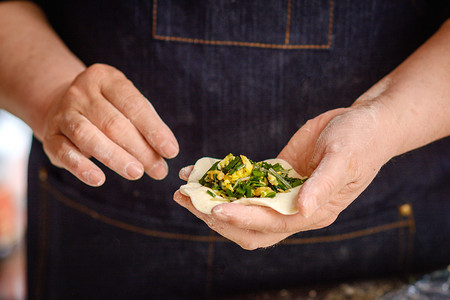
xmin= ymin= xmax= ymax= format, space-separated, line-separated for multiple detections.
xmin=31 ymin=0 xmax=449 ymax=227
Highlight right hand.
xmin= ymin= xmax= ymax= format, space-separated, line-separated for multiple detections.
xmin=174 ymin=104 xmax=395 ymax=249
xmin=40 ymin=63 xmax=179 ymax=186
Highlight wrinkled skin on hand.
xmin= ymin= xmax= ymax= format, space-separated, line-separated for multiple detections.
xmin=41 ymin=64 xmax=179 ymax=186
xmin=174 ymin=104 xmax=395 ymax=250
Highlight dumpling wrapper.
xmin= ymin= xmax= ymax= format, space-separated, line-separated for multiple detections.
xmin=180 ymin=157 xmax=303 ymax=215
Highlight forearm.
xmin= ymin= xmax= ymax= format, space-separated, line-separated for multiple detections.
xmin=0 ymin=1 xmax=85 ymax=139
xmin=353 ymin=19 xmax=450 ymax=158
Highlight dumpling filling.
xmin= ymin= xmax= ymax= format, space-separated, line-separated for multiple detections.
xmin=199 ymin=153 xmax=306 ymax=201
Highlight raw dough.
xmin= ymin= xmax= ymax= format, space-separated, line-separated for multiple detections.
xmin=180 ymin=157 xmax=303 ymax=215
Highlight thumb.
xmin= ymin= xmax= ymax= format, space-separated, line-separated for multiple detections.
xmin=297 ymin=153 xmax=349 ymax=218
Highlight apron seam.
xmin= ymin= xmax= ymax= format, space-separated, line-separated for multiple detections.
xmin=41 ymin=173 xmax=411 ymax=245
xmin=205 ymin=230 xmax=216 ymax=299
xmin=152 ymin=0 xmax=334 ymax=50
xmin=35 ymin=170 xmax=50 ymax=300
xmin=285 ymin=0 xmax=292 ymax=45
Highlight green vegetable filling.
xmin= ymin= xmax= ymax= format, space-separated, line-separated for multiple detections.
xmin=199 ymin=153 xmax=306 ymax=201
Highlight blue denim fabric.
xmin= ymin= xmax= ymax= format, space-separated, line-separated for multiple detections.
xmin=27 ymin=0 xmax=449 ymax=299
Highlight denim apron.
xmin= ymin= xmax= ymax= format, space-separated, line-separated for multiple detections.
xmin=27 ymin=1 xmax=450 ymax=299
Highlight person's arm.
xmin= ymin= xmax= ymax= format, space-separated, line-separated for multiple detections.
xmin=0 ymin=1 xmax=84 ymax=137
xmin=174 ymin=19 xmax=450 ymax=250
xmin=0 ymin=1 xmax=179 ymax=186
xmin=356 ymin=18 xmax=450 ymax=156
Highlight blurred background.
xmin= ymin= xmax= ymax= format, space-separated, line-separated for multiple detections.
xmin=0 ymin=109 xmax=31 ymax=300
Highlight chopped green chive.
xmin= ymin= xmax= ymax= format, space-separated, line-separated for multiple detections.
xmin=199 ymin=153 xmax=307 ymax=201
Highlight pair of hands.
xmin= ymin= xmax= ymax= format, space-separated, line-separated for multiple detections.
xmin=42 ymin=63 xmax=393 ymax=250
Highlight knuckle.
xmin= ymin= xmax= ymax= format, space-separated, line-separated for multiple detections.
xmin=84 ymin=64 xmax=106 ymax=80
xmin=61 ymin=149 xmax=82 ymax=170
xmin=43 ymin=138 xmax=81 ymax=170
xmin=101 ymin=113 xmax=128 ymax=137
xmin=313 ymin=215 xmax=338 ymax=230
xmin=98 ymin=149 xmax=116 ymax=167
xmin=121 ymin=94 xmax=147 ymax=119
xmin=87 ymin=63 xmax=109 ymax=75
xmin=326 ymin=140 xmax=345 ymax=154
xmin=86 ymin=63 xmax=124 ymax=80
xmin=51 ymin=143 xmax=67 ymax=164
xmin=240 ymin=239 xmax=259 ymax=251
xmin=65 ymin=85 xmax=83 ymax=101
xmin=42 ymin=143 xmax=62 ymax=168
xmin=69 ymin=120 xmax=91 ymax=143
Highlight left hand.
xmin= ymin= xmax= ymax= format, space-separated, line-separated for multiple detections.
xmin=174 ymin=103 xmax=396 ymax=250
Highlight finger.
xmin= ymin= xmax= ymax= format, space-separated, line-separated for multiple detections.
xmin=211 ymin=203 xmax=310 ymax=233
xmin=297 ymin=153 xmax=349 ymax=218
xmin=43 ymin=134 xmax=105 ymax=186
xmin=59 ymin=112 xmax=161 ymax=181
xmin=179 ymin=165 xmax=194 ymax=181
xmin=101 ymin=72 xmax=179 ymax=159
xmin=173 ymin=191 xmax=288 ymax=249
xmin=83 ymin=93 xmax=169 ymax=179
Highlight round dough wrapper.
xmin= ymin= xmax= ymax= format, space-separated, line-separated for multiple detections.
xmin=180 ymin=157 xmax=303 ymax=215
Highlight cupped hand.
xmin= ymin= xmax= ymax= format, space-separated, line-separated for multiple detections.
xmin=174 ymin=103 xmax=396 ymax=249
xmin=41 ymin=63 xmax=179 ymax=186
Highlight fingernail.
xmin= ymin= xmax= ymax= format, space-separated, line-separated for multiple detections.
xmin=212 ymin=206 xmax=228 ymax=220
xmin=301 ymin=197 xmax=319 ymax=218
xmin=148 ymin=161 xmax=168 ymax=180
xmin=160 ymin=140 xmax=179 ymax=159
xmin=212 ymin=206 xmax=222 ymax=214
xmin=179 ymin=166 xmax=191 ymax=180
xmin=125 ymin=162 xmax=144 ymax=179
xmin=84 ymin=169 xmax=105 ymax=186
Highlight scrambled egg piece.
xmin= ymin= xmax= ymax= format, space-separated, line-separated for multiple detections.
xmin=219 ymin=153 xmax=234 ymax=170
xmin=229 ymin=155 xmax=253 ymax=182
xmin=207 ymin=170 xmax=224 ymax=181
xmin=254 ymin=187 xmax=274 ymax=197
xmin=218 ymin=154 xmax=254 ymax=182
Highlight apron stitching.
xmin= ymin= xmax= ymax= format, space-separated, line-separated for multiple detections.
xmin=36 ymin=172 xmax=50 ymax=300
xmin=328 ymin=0 xmax=335 ymax=47
xmin=152 ymin=0 xmax=158 ymax=38
xmin=41 ymin=179 xmax=410 ymax=244
xmin=41 ymin=179 xmax=224 ymax=242
xmin=152 ymin=0 xmax=334 ymax=50
xmin=205 ymin=230 xmax=216 ymax=299
xmin=283 ymin=220 xmax=410 ymax=245
xmin=285 ymin=0 xmax=292 ymax=45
